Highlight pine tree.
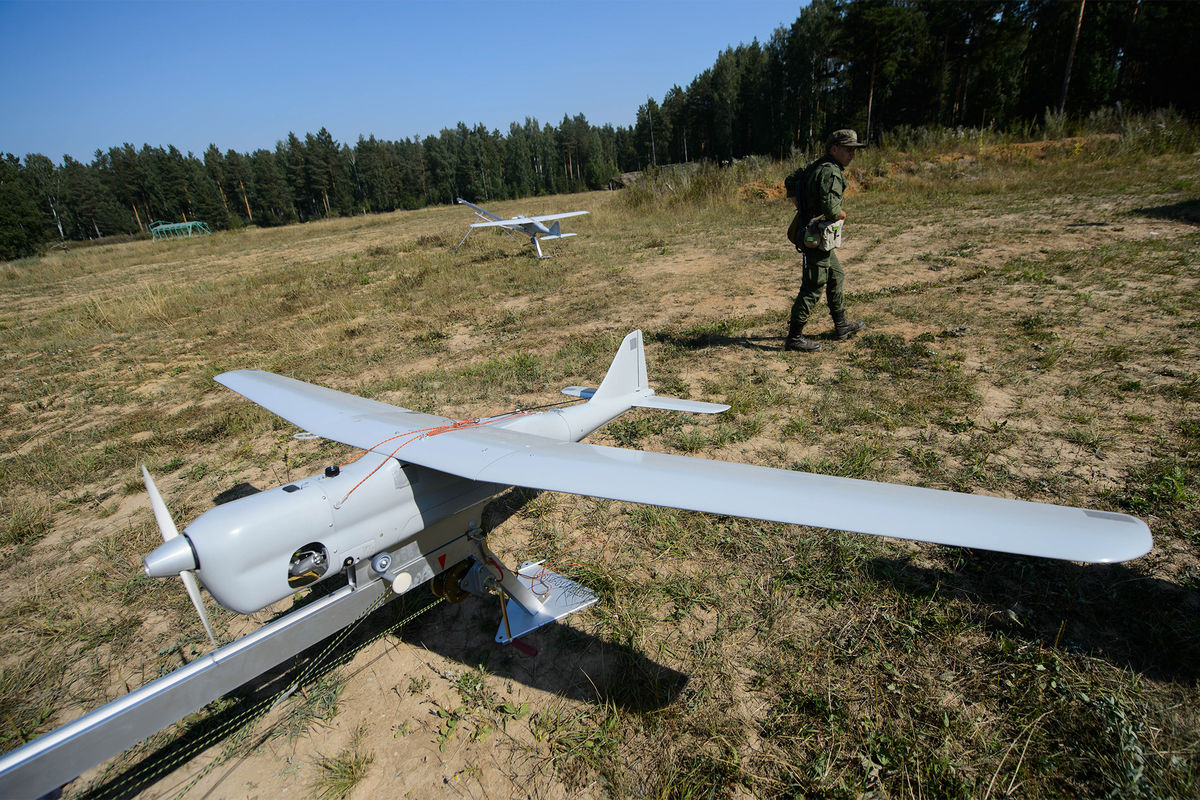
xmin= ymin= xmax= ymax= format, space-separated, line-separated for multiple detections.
xmin=0 ymin=154 xmax=48 ymax=259
xmin=21 ymin=153 xmax=66 ymax=242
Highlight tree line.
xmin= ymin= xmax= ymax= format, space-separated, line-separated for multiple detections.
xmin=631 ymin=0 xmax=1198 ymax=165
xmin=3 ymin=0 xmax=1196 ymax=260
xmin=0 ymin=117 xmax=628 ymax=260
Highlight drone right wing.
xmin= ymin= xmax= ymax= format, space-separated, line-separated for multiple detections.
xmin=469 ymin=210 xmax=589 ymax=228
xmin=527 ymin=211 xmax=589 ymax=222
xmin=396 ymin=428 xmax=1153 ymax=565
xmin=469 ymin=216 xmax=534 ymax=228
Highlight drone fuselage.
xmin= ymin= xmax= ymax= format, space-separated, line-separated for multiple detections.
xmin=522 ymin=218 xmax=551 ymax=236
xmin=183 ymin=459 xmax=498 ymax=613
xmin=145 ymin=398 xmax=629 ymax=615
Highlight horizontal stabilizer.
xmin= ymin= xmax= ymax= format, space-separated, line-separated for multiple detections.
xmin=633 ymin=395 xmax=729 ymax=413
xmin=540 ymin=232 xmax=576 ymax=240
xmin=562 ymin=385 xmax=727 ymax=413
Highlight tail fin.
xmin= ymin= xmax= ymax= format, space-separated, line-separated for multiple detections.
xmin=565 ymin=330 xmax=729 ymax=413
xmin=592 ymin=330 xmax=649 ymax=401
xmin=548 ymin=220 xmax=561 ymax=237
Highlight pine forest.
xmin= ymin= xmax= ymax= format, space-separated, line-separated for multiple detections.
xmin=2 ymin=0 xmax=1197 ymax=260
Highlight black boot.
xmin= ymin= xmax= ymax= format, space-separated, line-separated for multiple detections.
xmin=832 ymin=311 xmax=864 ymax=340
xmin=784 ymin=320 xmax=820 ymax=352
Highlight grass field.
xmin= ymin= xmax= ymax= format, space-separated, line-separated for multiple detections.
xmin=1 ymin=136 xmax=1198 ymax=799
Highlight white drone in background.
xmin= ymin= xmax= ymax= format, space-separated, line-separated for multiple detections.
xmin=454 ymin=197 xmax=588 ymax=257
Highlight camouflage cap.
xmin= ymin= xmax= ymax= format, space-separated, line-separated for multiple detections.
xmin=827 ymin=129 xmax=868 ymax=148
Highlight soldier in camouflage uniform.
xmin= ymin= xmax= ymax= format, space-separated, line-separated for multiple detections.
xmin=783 ymin=129 xmax=868 ymax=352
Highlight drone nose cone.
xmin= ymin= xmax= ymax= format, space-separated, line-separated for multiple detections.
xmin=144 ymin=535 xmax=198 ymax=577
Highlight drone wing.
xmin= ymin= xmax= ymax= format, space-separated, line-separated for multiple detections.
xmin=455 ymin=197 xmax=502 ymax=221
xmin=470 ymin=216 xmax=534 ymax=228
xmin=215 ymin=370 xmax=452 ymax=454
xmin=398 ymin=428 xmax=1150 ymax=564
xmin=527 ymin=211 xmax=589 ymax=222
xmin=469 ymin=210 xmax=588 ymax=228
xmin=214 ymin=370 xmax=1151 ymax=564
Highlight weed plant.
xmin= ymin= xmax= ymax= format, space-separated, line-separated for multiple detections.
xmin=308 ymin=723 xmax=373 ymax=800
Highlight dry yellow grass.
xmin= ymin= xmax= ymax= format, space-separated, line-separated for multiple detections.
xmin=1 ymin=150 xmax=1198 ymax=798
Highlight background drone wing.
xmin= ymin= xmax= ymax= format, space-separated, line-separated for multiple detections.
xmin=469 ymin=210 xmax=588 ymax=228
xmin=527 ymin=211 xmax=589 ymax=222
xmin=216 ymin=370 xmax=1151 ymax=564
xmin=469 ymin=216 xmax=534 ymax=228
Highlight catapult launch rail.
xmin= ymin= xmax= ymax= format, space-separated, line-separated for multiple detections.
xmin=0 ymin=565 xmax=390 ymax=799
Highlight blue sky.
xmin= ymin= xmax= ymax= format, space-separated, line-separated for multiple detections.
xmin=0 ymin=0 xmax=804 ymax=163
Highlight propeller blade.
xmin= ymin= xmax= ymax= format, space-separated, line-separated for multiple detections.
xmin=141 ymin=465 xmax=179 ymax=542
xmin=180 ymin=570 xmax=217 ymax=646
xmin=141 ymin=465 xmax=217 ymax=647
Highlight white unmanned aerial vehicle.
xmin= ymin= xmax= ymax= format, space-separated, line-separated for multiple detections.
xmin=0 ymin=331 xmax=1151 ymax=797
xmin=454 ymin=197 xmax=588 ymax=257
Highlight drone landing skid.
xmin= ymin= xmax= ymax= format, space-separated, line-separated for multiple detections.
xmin=461 ymin=559 xmax=598 ymax=645
xmin=497 ymin=563 xmax=598 ymax=644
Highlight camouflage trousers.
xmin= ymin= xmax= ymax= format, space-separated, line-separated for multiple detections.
xmin=788 ymin=248 xmax=845 ymax=328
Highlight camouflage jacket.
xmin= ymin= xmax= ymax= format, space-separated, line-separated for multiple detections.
xmin=787 ymin=154 xmax=847 ymax=222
